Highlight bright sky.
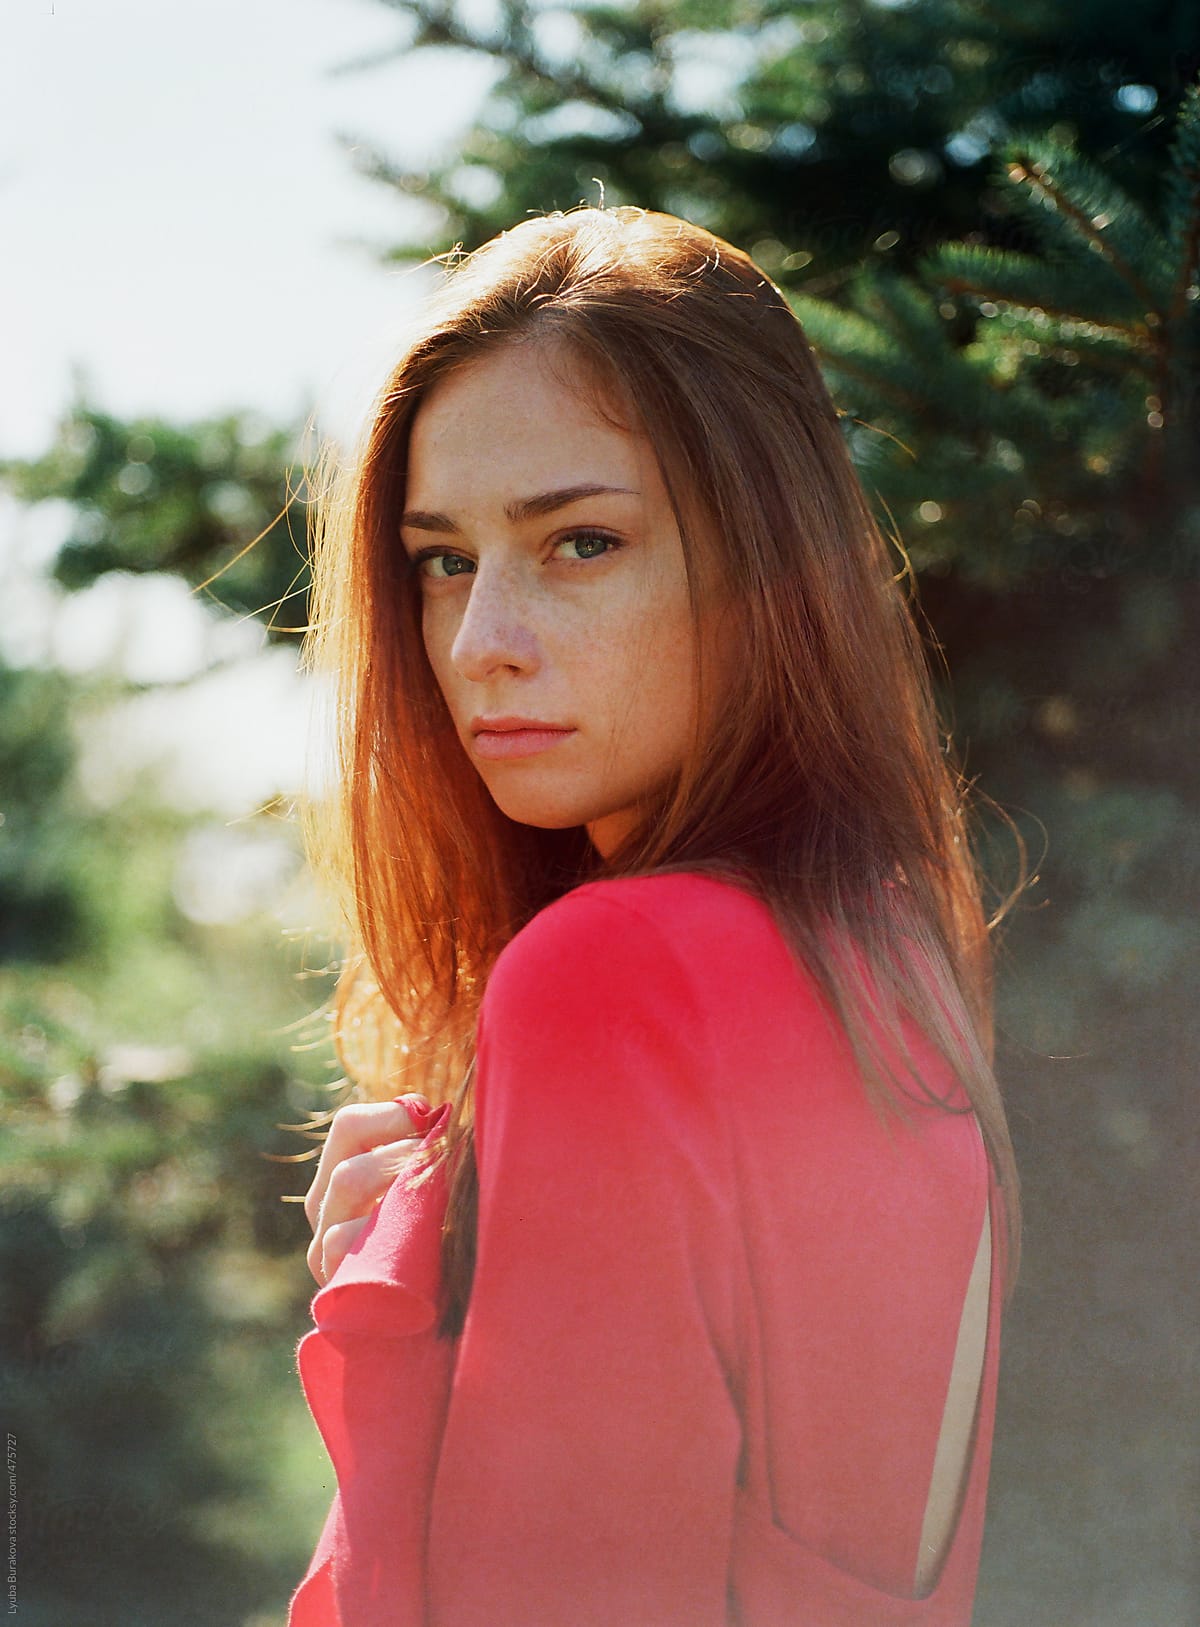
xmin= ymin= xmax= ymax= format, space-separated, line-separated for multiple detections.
xmin=0 ymin=0 xmax=499 ymax=828
xmin=1 ymin=0 xmax=501 ymax=457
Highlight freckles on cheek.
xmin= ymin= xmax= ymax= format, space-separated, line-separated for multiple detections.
xmin=419 ymin=628 xmax=455 ymax=709
xmin=420 ymin=604 xmax=450 ymax=674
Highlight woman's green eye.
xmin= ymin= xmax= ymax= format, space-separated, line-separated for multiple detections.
xmin=417 ymin=552 xmax=474 ymax=579
xmin=558 ymin=532 xmax=614 ymax=560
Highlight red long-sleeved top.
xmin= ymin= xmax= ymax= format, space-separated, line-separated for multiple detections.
xmin=288 ymin=872 xmax=1006 ymax=1626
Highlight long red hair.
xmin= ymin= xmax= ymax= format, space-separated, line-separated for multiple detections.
xmin=303 ymin=205 xmax=1026 ymax=1335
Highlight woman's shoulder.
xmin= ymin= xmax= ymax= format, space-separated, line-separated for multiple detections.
xmin=495 ymin=870 xmax=784 ymax=978
xmin=484 ymin=868 xmax=813 ymax=1037
xmin=475 ymin=873 xmax=767 ymax=1150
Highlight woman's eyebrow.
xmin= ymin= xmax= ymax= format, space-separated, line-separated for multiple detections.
xmin=401 ymin=483 xmax=639 ymax=533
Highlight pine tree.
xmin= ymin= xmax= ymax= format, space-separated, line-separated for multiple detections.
xmin=342 ymin=0 xmax=1197 ymax=285
xmin=790 ymin=87 xmax=1200 ymax=587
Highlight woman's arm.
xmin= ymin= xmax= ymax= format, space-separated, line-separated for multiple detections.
xmin=425 ymin=887 xmax=743 ymax=1627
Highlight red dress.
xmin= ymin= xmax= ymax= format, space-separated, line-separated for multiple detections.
xmin=287 ymin=872 xmax=1007 ymax=1626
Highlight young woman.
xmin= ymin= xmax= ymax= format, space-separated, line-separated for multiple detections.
xmin=288 ymin=204 xmax=1024 ymax=1627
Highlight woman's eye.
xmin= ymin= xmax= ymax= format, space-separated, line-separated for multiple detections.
xmin=410 ymin=534 xmax=618 ymax=577
xmin=414 ymin=551 xmax=474 ymax=580
xmin=554 ymin=531 xmax=618 ymax=562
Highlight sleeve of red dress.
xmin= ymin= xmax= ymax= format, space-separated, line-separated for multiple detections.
xmin=425 ymin=888 xmax=744 ymax=1627
xmin=287 ymin=1099 xmax=456 ymax=1627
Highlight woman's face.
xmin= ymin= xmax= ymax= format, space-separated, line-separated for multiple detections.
xmin=401 ymin=337 xmax=720 ymax=858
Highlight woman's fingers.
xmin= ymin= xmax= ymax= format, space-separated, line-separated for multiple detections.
xmin=323 ymin=1138 xmax=420 ymax=1227
xmin=304 ymin=1100 xmax=422 ymax=1232
xmin=308 ymin=1214 xmax=370 ymax=1287
xmin=305 ymin=1136 xmax=425 ymax=1285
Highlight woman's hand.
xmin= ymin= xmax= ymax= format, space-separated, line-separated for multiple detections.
xmin=304 ymin=1100 xmax=424 ymax=1286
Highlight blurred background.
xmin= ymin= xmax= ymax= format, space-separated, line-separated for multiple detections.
xmin=1 ymin=2 xmax=1196 ymax=1623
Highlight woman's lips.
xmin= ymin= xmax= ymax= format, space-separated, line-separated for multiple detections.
xmin=472 ymin=727 xmax=577 ymax=760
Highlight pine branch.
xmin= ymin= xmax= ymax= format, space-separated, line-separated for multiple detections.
xmin=1164 ymin=79 xmax=1200 ymax=326
xmin=924 ymin=244 xmax=1149 ymax=335
xmin=788 ymin=293 xmax=931 ymax=419
xmin=1003 ymin=145 xmax=1162 ymax=320
xmin=938 ymin=275 xmax=1147 ymax=338
xmin=1167 ymin=197 xmax=1200 ymax=328
xmin=807 ymin=347 xmax=932 ymax=422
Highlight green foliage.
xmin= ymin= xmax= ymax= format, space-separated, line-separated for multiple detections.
xmin=0 ymin=666 xmax=85 ymax=962
xmin=0 ymin=399 xmax=314 ymax=643
xmin=349 ymin=0 xmax=1199 ymax=286
xmin=0 ymin=767 xmax=340 ymax=1620
xmin=0 ymin=993 xmax=336 ymax=1623
xmin=0 ymin=397 xmax=338 ymax=1618
xmin=781 ymin=85 xmax=1200 ymax=588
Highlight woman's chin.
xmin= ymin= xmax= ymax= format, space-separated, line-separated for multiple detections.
xmin=488 ymin=786 xmax=640 ymax=847
xmin=488 ymin=789 xmax=599 ymax=832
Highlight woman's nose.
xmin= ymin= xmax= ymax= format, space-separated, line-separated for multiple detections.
xmin=449 ymin=562 xmax=541 ymax=682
